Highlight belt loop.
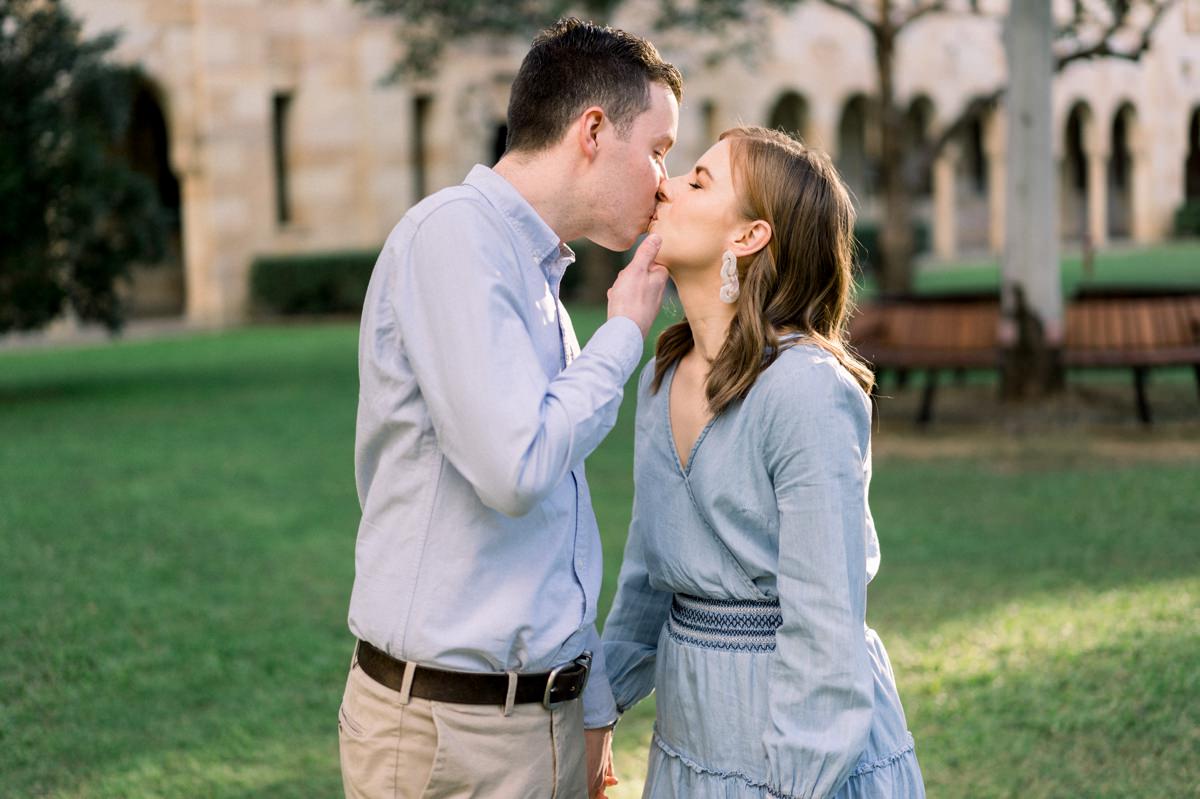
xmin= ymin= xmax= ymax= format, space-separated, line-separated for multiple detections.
xmin=350 ymin=640 xmax=360 ymax=671
xmin=503 ymin=671 xmax=518 ymax=717
xmin=398 ymin=660 xmax=416 ymax=705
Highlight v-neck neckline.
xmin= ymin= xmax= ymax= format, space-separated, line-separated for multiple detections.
xmin=664 ymin=359 xmax=717 ymax=478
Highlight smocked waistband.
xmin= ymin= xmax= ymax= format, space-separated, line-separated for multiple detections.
xmin=667 ymin=594 xmax=782 ymax=652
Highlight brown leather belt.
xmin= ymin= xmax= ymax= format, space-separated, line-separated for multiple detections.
xmin=355 ymin=640 xmax=591 ymax=709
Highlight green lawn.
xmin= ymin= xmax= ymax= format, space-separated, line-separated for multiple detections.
xmin=857 ymin=240 xmax=1200 ymax=298
xmin=1 ymin=299 xmax=1198 ymax=797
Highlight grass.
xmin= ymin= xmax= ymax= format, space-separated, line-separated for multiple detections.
xmin=2 ymin=259 xmax=1198 ymax=796
xmin=906 ymin=240 xmax=1200 ymax=296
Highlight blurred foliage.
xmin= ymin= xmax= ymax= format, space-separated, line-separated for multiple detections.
xmin=854 ymin=219 xmax=930 ymax=276
xmin=0 ymin=0 xmax=167 ymax=333
xmin=357 ymin=0 xmax=626 ymax=79
xmin=1173 ymin=199 xmax=1200 ymax=238
xmin=250 ymin=251 xmax=378 ymax=316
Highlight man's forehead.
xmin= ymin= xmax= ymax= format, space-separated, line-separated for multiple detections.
xmin=644 ymin=83 xmax=679 ymax=130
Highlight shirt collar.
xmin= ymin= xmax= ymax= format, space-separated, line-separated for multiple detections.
xmin=463 ymin=165 xmax=575 ymax=286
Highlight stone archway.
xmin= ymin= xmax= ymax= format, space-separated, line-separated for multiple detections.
xmin=1107 ymin=103 xmax=1137 ymax=239
xmin=1060 ymin=102 xmax=1091 ymax=242
xmin=837 ymin=94 xmax=878 ymax=210
xmin=119 ymin=78 xmax=185 ymax=318
xmin=1186 ymin=106 xmax=1200 ymax=201
xmin=767 ymin=91 xmax=809 ymax=141
xmin=955 ymin=105 xmax=990 ymax=253
xmin=903 ymin=96 xmax=935 ymax=198
xmin=491 ymin=122 xmax=508 ymax=166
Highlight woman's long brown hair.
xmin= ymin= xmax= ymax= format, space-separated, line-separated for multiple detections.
xmin=650 ymin=126 xmax=874 ymax=413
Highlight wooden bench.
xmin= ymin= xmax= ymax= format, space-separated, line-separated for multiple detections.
xmin=1063 ymin=295 xmax=1200 ymax=423
xmin=849 ymin=299 xmax=1002 ymax=424
xmin=849 ymin=291 xmax=1200 ymax=424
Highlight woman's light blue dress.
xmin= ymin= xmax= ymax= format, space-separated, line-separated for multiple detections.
xmin=602 ymin=343 xmax=925 ymax=799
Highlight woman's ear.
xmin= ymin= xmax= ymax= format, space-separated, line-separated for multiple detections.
xmin=576 ymin=106 xmax=605 ymax=162
xmin=729 ymin=220 xmax=772 ymax=259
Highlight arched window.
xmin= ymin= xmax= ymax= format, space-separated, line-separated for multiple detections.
xmin=837 ymin=94 xmax=877 ymax=204
xmin=1186 ymin=107 xmax=1200 ymax=201
xmin=768 ymin=91 xmax=808 ymax=141
xmin=1108 ymin=103 xmax=1136 ymax=238
xmin=492 ymin=123 xmax=508 ymax=166
xmin=903 ymin=96 xmax=935 ymax=197
xmin=119 ymin=79 xmax=184 ymax=317
xmin=1061 ymin=102 xmax=1091 ymax=241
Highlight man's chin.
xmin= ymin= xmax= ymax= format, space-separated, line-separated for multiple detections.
xmin=587 ymin=232 xmax=640 ymax=252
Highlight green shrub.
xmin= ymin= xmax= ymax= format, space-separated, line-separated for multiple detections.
xmin=1173 ymin=200 xmax=1200 ymax=237
xmin=854 ymin=219 xmax=931 ymax=273
xmin=250 ymin=251 xmax=378 ymax=315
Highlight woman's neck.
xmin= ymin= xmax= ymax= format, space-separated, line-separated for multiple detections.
xmin=673 ymin=267 xmax=737 ymax=362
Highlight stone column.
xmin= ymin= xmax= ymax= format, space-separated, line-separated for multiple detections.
xmin=1086 ymin=147 xmax=1109 ymax=249
xmin=933 ymin=141 xmax=959 ymax=260
xmin=984 ymin=109 xmax=1006 ymax=254
xmin=1128 ymin=121 xmax=1156 ymax=242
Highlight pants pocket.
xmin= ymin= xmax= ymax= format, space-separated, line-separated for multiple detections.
xmin=423 ymin=701 xmax=557 ymax=799
xmin=339 ymin=664 xmax=438 ymax=799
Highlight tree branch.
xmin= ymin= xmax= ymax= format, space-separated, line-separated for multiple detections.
xmin=900 ymin=1 xmax=949 ymax=29
xmin=817 ymin=0 xmax=880 ymax=34
xmin=1055 ymin=0 xmax=1175 ymax=70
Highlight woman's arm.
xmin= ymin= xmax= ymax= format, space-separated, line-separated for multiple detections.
xmin=601 ymin=364 xmax=674 ymax=714
xmin=761 ymin=354 xmax=875 ymax=799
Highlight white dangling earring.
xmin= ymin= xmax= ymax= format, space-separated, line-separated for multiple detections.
xmin=719 ymin=250 xmax=740 ymax=304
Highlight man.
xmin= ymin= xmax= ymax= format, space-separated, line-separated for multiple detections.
xmin=338 ymin=17 xmax=682 ymax=799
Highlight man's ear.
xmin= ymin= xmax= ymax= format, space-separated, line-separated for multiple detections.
xmin=575 ymin=106 xmax=605 ymax=162
xmin=729 ymin=220 xmax=772 ymax=259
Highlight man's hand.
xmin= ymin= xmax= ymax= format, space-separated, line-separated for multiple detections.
xmin=607 ymin=234 xmax=669 ymax=338
xmin=584 ymin=724 xmax=617 ymax=798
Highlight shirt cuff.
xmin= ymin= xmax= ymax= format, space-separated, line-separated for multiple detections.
xmin=581 ymin=628 xmax=620 ymax=729
xmin=586 ymin=315 xmax=645 ymax=383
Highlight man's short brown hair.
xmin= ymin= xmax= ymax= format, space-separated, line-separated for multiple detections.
xmin=505 ymin=18 xmax=683 ymax=154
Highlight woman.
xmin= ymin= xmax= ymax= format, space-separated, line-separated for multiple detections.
xmin=601 ymin=127 xmax=924 ymax=798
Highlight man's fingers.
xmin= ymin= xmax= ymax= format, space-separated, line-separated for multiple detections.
xmin=627 ymin=234 xmax=662 ymax=271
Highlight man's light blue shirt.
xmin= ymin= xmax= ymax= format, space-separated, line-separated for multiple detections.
xmin=348 ymin=164 xmax=641 ymax=727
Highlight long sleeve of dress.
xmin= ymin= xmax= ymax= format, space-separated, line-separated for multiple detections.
xmin=602 ymin=365 xmax=674 ymax=714
xmin=760 ymin=357 xmax=875 ymax=799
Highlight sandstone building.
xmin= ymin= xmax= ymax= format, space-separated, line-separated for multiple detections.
xmin=70 ymin=0 xmax=1200 ymax=323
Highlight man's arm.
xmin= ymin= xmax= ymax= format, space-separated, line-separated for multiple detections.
xmin=390 ymin=200 xmax=660 ymax=516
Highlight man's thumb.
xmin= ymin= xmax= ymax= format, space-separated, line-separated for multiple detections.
xmin=630 ymin=234 xmax=662 ymax=269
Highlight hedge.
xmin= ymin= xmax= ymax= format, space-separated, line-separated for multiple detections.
xmin=1174 ymin=200 xmax=1200 ymax=237
xmin=250 ymin=251 xmax=378 ymax=315
xmin=853 ymin=219 xmax=932 ymax=274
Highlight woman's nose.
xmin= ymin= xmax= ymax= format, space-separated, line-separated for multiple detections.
xmin=656 ymin=183 xmax=671 ymax=204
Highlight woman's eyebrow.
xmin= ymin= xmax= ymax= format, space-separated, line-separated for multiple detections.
xmin=694 ymin=165 xmax=713 ymax=182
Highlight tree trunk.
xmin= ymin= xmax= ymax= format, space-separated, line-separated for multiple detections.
xmin=1001 ymin=0 xmax=1064 ymax=397
xmin=875 ymin=11 xmax=915 ymax=297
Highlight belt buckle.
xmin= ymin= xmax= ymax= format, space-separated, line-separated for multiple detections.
xmin=542 ymin=650 xmax=592 ymax=709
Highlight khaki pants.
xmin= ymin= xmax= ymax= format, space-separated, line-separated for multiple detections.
xmin=338 ymin=656 xmax=588 ymax=799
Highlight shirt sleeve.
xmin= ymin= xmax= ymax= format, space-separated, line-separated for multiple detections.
xmin=760 ymin=355 xmax=875 ymax=799
xmin=390 ymin=199 xmax=644 ymax=517
xmin=601 ymin=364 xmax=674 ymax=714
xmin=581 ymin=624 xmax=620 ymax=728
